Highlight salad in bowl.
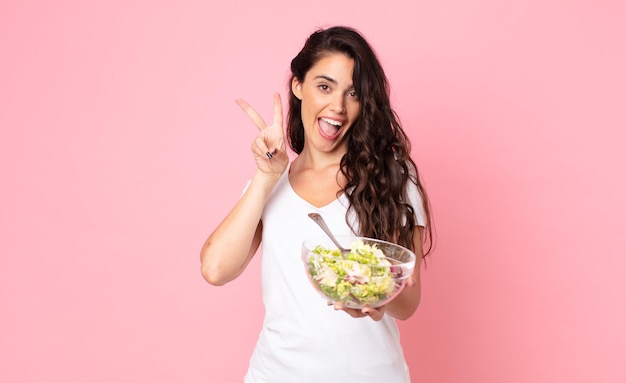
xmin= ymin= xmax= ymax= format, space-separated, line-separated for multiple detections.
xmin=302 ymin=236 xmax=416 ymax=309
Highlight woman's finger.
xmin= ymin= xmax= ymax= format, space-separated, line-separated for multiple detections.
xmin=362 ymin=306 xmax=385 ymax=321
xmin=333 ymin=302 xmax=368 ymax=318
xmin=331 ymin=302 xmax=386 ymax=321
xmin=252 ymin=135 xmax=270 ymax=159
xmin=236 ymin=98 xmax=267 ymax=131
xmin=272 ymin=93 xmax=283 ymax=130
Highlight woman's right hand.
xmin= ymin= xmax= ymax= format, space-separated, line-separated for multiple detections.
xmin=236 ymin=93 xmax=289 ymax=177
xmin=201 ymin=93 xmax=287 ymax=286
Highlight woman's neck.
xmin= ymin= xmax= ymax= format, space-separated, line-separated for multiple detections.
xmin=293 ymin=146 xmax=346 ymax=172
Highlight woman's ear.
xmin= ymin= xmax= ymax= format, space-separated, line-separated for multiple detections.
xmin=291 ymin=78 xmax=303 ymax=100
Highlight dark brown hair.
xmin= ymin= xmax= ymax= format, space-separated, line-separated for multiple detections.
xmin=287 ymin=26 xmax=433 ymax=257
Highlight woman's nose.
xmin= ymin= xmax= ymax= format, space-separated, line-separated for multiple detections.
xmin=330 ymin=94 xmax=346 ymax=113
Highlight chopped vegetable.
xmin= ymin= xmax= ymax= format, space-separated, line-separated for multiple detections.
xmin=307 ymin=240 xmax=400 ymax=307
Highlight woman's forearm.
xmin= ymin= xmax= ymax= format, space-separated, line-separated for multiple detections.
xmin=385 ymin=227 xmax=424 ymax=320
xmin=200 ymin=170 xmax=280 ymax=285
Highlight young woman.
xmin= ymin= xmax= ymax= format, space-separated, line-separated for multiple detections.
xmin=201 ymin=26 xmax=433 ymax=382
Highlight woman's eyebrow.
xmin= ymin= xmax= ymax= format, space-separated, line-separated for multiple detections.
xmin=313 ymin=75 xmax=337 ymax=84
xmin=313 ymin=75 xmax=354 ymax=89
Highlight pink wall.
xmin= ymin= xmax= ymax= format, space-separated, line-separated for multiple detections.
xmin=1 ymin=1 xmax=624 ymax=382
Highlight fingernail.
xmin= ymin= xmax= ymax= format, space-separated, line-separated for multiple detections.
xmin=266 ymin=152 xmax=273 ymax=159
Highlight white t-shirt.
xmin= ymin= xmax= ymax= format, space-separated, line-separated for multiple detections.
xmin=244 ymin=164 xmax=424 ymax=383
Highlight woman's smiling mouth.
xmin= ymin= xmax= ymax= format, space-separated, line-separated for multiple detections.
xmin=318 ymin=117 xmax=344 ymax=139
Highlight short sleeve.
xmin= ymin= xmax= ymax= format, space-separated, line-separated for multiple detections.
xmin=406 ymin=180 xmax=426 ymax=227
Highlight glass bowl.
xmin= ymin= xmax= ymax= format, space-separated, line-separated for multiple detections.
xmin=302 ymin=235 xmax=416 ymax=309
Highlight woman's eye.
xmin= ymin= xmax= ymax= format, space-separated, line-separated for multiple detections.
xmin=349 ymin=91 xmax=359 ymax=99
xmin=319 ymin=84 xmax=330 ymax=91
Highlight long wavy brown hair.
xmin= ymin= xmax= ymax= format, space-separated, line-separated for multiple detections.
xmin=287 ymin=26 xmax=433 ymax=257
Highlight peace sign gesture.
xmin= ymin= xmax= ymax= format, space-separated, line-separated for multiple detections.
xmin=236 ymin=93 xmax=288 ymax=177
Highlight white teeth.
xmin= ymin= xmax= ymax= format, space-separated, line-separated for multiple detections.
xmin=321 ymin=117 xmax=342 ymax=127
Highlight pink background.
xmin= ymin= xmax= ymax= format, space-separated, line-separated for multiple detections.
xmin=1 ymin=1 xmax=625 ymax=382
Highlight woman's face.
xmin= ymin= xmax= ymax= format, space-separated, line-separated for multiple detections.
xmin=292 ymin=53 xmax=360 ymax=156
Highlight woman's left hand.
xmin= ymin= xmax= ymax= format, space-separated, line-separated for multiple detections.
xmin=328 ymin=276 xmax=418 ymax=321
xmin=330 ymin=301 xmax=386 ymax=321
